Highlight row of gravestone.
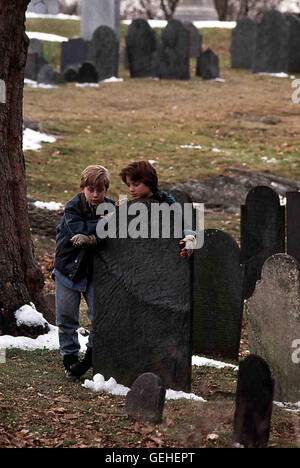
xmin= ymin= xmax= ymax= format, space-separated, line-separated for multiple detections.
xmin=231 ymin=9 xmax=300 ymax=73
xmin=92 ymin=188 xmax=300 ymax=404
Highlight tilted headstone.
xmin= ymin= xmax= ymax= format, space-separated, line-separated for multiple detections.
xmin=158 ymin=19 xmax=190 ymax=80
xmin=81 ymin=0 xmax=120 ymax=41
xmin=230 ymin=17 xmax=256 ymax=69
xmin=125 ymin=373 xmax=166 ymax=424
xmin=193 ymin=229 xmax=244 ymax=360
xmin=93 ymin=199 xmax=192 ymax=392
xmin=60 ymin=38 xmax=90 ymax=73
xmin=89 ymin=26 xmax=119 ymax=81
xmin=233 ymin=355 xmax=274 ymax=448
xmin=287 ymin=192 xmax=300 ymax=265
xmin=78 ymin=61 xmax=99 ymax=83
xmin=184 ymin=22 xmax=202 ymax=58
xmin=125 ymin=19 xmax=159 ymax=78
xmin=37 ymin=64 xmax=56 ymax=84
xmin=246 ymin=254 xmax=300 ymax=402
xmin=286 ymin=14 xmax=300 ymax=73
xmin=241 ymin=186 xmax=285 ymax=299
xmin=252 ymin=10 xmax=289 ymax=74
xmin=25 ymin=53 xmax=48 ymax=81
xmin=196 ymin=48 xmax=219 ymax=80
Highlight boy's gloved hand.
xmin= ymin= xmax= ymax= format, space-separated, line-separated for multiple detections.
xmin=70 ymin=234 xmax=97 ymax=248
xmin=179 ymin=234 xmax=197 ymax=258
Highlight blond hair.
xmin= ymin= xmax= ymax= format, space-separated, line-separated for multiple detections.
xmin=80 ymin=165 xmax=110 ymax=191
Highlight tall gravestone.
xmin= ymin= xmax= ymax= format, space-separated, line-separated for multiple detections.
xmin=241 ymin=186 xmax=285 ymax=299
xmin=89 ymin=26 xmax=119 ymax=80
xmin=27 ymin=0 xmax=59 ymax=14
xmin=196 ymin=48 xmax=219 ymax=79
xmin=230 ymin=17 xmax=256 ymax=69
xmin=247 ymin=254 xmax=300 ymax=403
xmin=81 ymin=0 xmax=120 ymax=41
xmin=174 ymin=0 xmax=218 ymax=21
xmin=286 ymin=14 xmax=300 ymax=73
xmin=287 ymin=192 xmax=300 ymax=265
xmin=184 ymin=23 xmax=202 ymax=58
xmin=193 ymin=229 xmax=244 ymax=360
xmin=60 ymin=38 xmax=89 ymax=73
xmin=252 ymin=9 xmax=289 ymax=74
xmin=93 ymin=199 xmax=192 ymax=392
xmin=125 ymin=19 xmax=159 ymax=78
xmin=158 ymin=20 xmax=190 ymax=80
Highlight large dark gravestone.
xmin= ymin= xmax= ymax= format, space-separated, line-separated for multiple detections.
xmin=93 ymin=199 xmax=192 ymax=392
xmin=241 ymin=186 xmax=285 ymax=299
xmin=184 ymin=22 xmax=202 ymax=58
xmin=78 ymin=61 xmax=99 ymax=83
xmin=287 ymin=192 xmax=300 ymax=265
xmin=89 ymin=26 xmax=119 ymax=81
xmin=125 ymin=19 xmax=159 ymax=78
xmin=158 ymin=19 xmax=190 ymax=80
xmin=252 ymin=10 xmax=289 ymax=74
xmin=193 ymin=229 xmax=244 ymax=360
xmin=286 ymin=14 xmax=300 ymax=73
xmin=60 ymin=38 xmax=90 ymax=73
xmin=233 ymin=355 xmax=274 ymax=448
xmin=196 ymin=48 xmax=219 ymax=80
xmin=230 ymin=17 xmax=256 ymax=69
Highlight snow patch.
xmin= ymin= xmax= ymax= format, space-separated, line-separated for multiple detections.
xmin=15 ymin=304 xmax=47 ymax=328
xmin=192 ymin=355 xmax=238 ymax=371
xmin=23 ymin=127 xmax=56 ymax=151
xmin=101 ymin=77 xmax=124 ymax=83
xmin=274 ymin=401 xmax=300 ymax=413
xmin=33 ymin=201 xmax=64 ymax=211
xmin=75 ymin=83 xmax=100 ymax=88
xmin=26 ymin=12 xmax=80 ymax=20
xmin=27 ymin=31 xmax=68 ymax=42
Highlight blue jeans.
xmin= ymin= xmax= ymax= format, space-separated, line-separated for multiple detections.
xmin=55 ymin=276 xmax=94 ymax=357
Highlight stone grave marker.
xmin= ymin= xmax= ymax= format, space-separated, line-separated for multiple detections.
xmin=27 ymin=0 xmax=59 ymax=14
xmin=89 ymin=26 xmax=119 ymax=81
xmin=233 ymin=355 xmax=274 ymax=448
xmin=25 ymin=53 xmax=48 ymax=81
xmin=241 ymin=186 xmax=285 ymax=299
xmin=252 ymin=10 xmax=289 ymax=74
xmin=230 ymin=17 xmax=256 ymax=69
xmin=37 ymin=64 xmax=56 ymax=85
xmin=158 ymin=19 xmax=190 ymax=80
xmin=286 ymin=14 xmax=300 ymax=73
xmin=93 ymin=199 xmax=192 ymax=392
xmin=28 ymin=38 xmax=44 ymax=56
xmin=287 ymin=192 xmax=300 ymax=265
xmin=125 ymin=373 xmax=166 ymax=424
xmin=81 ymin=0 xmax=120 ymax=41
xmin=125 ymin=19 xmax=158 ymax=78
xmin=193 ymin=229 xmax=244 ymax=360
xmin=246 ymin=254 xmax=300 ymax=403
xmin=60 ymin=38 xmax=90 ymax=73
xmin=78 ymin=61 xmax=99 ymax=83
xmin=184 ymin=22 xmax=202 ymax=58
xmin=196 ymin=48 xmax=219 ymax=80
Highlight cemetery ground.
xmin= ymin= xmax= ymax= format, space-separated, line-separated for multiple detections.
xmin=0 ymin=19 xmax=300 ymax=448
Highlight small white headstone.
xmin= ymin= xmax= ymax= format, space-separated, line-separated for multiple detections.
xmin=0 ymin=80 xmax=6 ymax=104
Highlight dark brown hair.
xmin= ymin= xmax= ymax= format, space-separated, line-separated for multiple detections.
xmin=119 ymin=160 xmax=158 ymax=192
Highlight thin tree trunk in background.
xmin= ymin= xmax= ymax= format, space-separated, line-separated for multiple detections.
xmin=0 ymin=0 xmax=50 ymax=335
xmin=214 ymin=0 xmax=229 ymax=21
xmin=238 ymin=0 xmax=249 ymax=18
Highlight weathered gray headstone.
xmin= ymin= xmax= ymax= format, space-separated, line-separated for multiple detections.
xmin=27 ymin=0 xmax=59 ymax=14
xmin=230 ymin=17 xmax=256 ymax=69
xmin=196 ymin=48 xmax=219 ymax=79
xmin=37 ymin=64 xmax=56 ymax=84
xmin=247 ymin=254 xmax=300 ymax=403
xmin=28 ymin=38 xmax=44 ymax=56
xmin=174 ymin=0 xmax=218 ymax=21
xmin=252 ymin=10 xmax=289 ymax=74
xmin=93 ymin=199 xmax=192 ymax=392
xmin=184 ymin=22 xmax=202 ymax=58
xmin=25 ymin=53 xmax=48 ymax=81
xmin=60 ymin=38 xmax=89 ymax=73
xmin=286 ymin=14 xmax=300 ymax=73
xmin=287 ymin=192 xmax=300 ymax=265
xmin=158 ymin=19 xmax=190 ymax=80
xmin=125 ymin=19 xmax=159 ymax=78
xmin=193 ymin=229 xmax=244 ymax=360
xmin=241 ymin=186 xmax=285 ymax=299
xmin=81 ymin=0 xmax=120 ymax=41
xmin=125 ymin=373 xmax=166 ymax=424
xmin=89 ymin=26 xmax=119 ymax=81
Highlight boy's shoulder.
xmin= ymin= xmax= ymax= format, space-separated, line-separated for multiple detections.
xmin=153 ymin=190 xmax=176 ymax=205
xmin=64 ymin=193 xmax=83 ymax=211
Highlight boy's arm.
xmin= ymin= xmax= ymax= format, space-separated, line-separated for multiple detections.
xmin=64 ymin=204 xmax=97 ymax=237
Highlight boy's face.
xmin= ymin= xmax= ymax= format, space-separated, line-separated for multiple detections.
xmin=126 ymin=176 xmax=153 ymax=200
xmin=83 ymin=185 xmax=107 ymax=207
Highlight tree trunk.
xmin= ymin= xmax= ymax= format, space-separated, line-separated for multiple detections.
xmin=0 ymin=0 xmax=51 ymax=335
xmin=214 ymin=0 xmax=229 ymax=21
xmin=238 ymin=0 xmax=249 ymax=18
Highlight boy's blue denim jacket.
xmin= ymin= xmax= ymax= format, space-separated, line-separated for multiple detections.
xmin=53 ymin=192 xmax=115 ymax=281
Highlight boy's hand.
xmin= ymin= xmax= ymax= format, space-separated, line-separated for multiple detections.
xmin=70 ymin=234 xmax=97 ymax=247
xmin=179 ymin=235 xmax=197 ymax=259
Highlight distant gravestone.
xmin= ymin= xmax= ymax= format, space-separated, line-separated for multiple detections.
xmin=241 ymin=186 xmax=285 ymax=299
xmin=287 ymin=192 xmax=300 ymax=264
xmin=37 ymin=64 xmax=56 ymax=84
xmin=81 ymin=0 xmax=120 ymax=41
xmin=125 ymin=373 xmax=166 ymax=424
xmin=60 ymin=38 xmax=89 ymax=73
xmin=63 ymin=65 xmax=80 ymax=82
xmin=78 ymin=61 xmax=99 ymax=83
xmin=252 ymin=10 xmax=289 ymax=74
xmin=286 ymin=14 xmax=300 ymax=73
xmin=25 ymin=53 xmax=48 ymax=81
xmin=125 ymin=19 xmax=158 ymax=78
xmin=196 ymin=48 xmax=219 ymax=80
xmin=93 ymin=199 xmax=192 ymax=392
xmin=28 ymin=38 xmax=44 ymax=56
xmin=230 ymin=17 xmax=256 ymax=69
xmin=193 ymin=229 xmax=244 ymax=360
xmin=27 ymin=0 xmax=59 ymax=14
xmin=184 ymin=22 xmax=202 ymax=58
xmin=233 ymin=355 xmax=274 ymax=448
xmin=158 ymin=19 xmax=190 ymax=80
xmin=247 ymin=254 xmax=300 ymax=402
xmin=89 ymin=26 xmax=119 ymax=81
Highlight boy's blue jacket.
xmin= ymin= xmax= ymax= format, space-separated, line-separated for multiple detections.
xmin=53 ymin=193 xmax=115 ymax=281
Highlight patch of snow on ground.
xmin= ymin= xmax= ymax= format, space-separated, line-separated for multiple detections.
xmin=122 ymin=20 xmax=236 ymax=29
xmin=33 ymin=201 xmax=64 ymax=211
xmin=24 ymin=79 xmax=57 ymax=89
xmin=192 ymin=355 xmax=238 ymax=371
xmin=274 ymin=401 xmax=300 ymax=413
xmin=27 ymin=31 xmax=68 ymax=42
xmin=23 ymin=128 xmax=56 ymax=151
xmin=26 ymin=12 xmax=80 ymax=20
xmin=75 ymin=83 xmax=100 ymax=88
xmin=15 ymin=303 xmax=48 ymax=328
xmin=101 ymin=77 xmax=124 ymax=83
